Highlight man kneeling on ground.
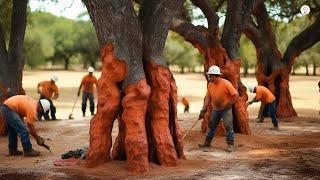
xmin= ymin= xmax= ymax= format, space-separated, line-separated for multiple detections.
xmin=198 ymin=65 xmax=239 ymax=152
xmin=0 ymin=95 xmax=50 ymax=157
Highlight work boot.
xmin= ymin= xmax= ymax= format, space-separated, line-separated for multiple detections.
xmin=270 ymin=126 xmax=279 ymax=131
xmin=24 ymin=148 xmax=41 ymax=157
xmin=256 ymin=119 xmax=264 ymax=123
xmin=226 ymin=144 xmax=235 ymax=152
xmin=198 ymin=141 xmax=211 ymax=148
xmin=9 ymin=149 xmax=23 ymax=156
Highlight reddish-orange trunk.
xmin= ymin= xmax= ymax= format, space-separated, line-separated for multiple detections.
xmin=122 ymin=79 xmax=151 ymax=173
xmin=86 ymin=44 xmax=127 ymax=167
xmin=200 ymin=46 xmax=250 ymax=135
xmin=146 ymin=61 xmax=178 ymax=166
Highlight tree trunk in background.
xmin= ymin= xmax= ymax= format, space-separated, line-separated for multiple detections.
xmin=84 ymin=0 xmax=184 ymax=174
xmin=244 ymin=63 xmax=249 ymax=77
xmin=0 ymin=0 xmax=28 ymax=136
xmin=244 ymin=2 xmax=297 ymax=118
xmin=305 ymin=64 xmax=309 ymax=75
xmin=313 ymin=61 xmax=317 ymax=76
xmin=64 ymin=58 xmax=69 ymax=70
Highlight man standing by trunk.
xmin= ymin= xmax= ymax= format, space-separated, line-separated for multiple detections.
xmin=198 ymin=65 xmax=239 ymax=152
xmin=247 ymin=86 xmax=279 ymax=130
xmin=78 ymin=67 xmax=98 ymax=117
xmin=37 ymin=75 xmax=59 ymax=120
xmin=0 ymin=95 xmax=50 ymax=156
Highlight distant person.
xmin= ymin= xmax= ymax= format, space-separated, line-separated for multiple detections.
xmin=198 ymin=65 xmax=238 ymax=152
xmin=37 ymin=75 xmax=59 ymax=120
xmin=0 ymin=95 xmax=50 ymax=156
xmin=78 ymin=67 xmax=98 ymax=117
xmin=182 ymin=97 xmax=190 ymax=113
xmin=247 ymin=86 xmax=279 ymax=130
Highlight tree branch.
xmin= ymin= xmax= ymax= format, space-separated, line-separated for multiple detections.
xmin=191 ymin=0 xmax=222 ymax=47
xmin=170 ymin=17 xmax=208 ymax=54
xmin=282 ymin=18 xmax=320 ymax=72
xmin=243 ymin=16 xmax=261 ymax=45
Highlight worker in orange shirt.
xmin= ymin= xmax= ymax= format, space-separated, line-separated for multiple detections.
xmin=0 ymin=95 xmax=50 ymax=156
xmin=248 ymin=86 xmax=279 ymax=130
xmin=77 ymin=67 xmax=98 ymax=117
xmin=198 ymin=65 xmax=239 ymax=152
xmin=37 ymin=75 xmax=59 ymax=120
xmin=182 ymin=97 xmax=190 ymax=113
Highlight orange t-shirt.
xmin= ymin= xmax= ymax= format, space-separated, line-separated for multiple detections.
xmin=38 ymin=81 xmax=59 ymax=99
xmin=182 ymin=97 xmax=189 ymax=106
xmin=4 ymin=95 xmax=38 ymax=125
xmin=81 ymin=75 xmax=98 ymax=93
xmin=207 ymin=79 xmax=238 ymax=110
xmin=255 ymin=86 xmax=275 ymax=103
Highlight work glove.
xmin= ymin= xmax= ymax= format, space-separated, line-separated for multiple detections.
xmin=36 ymin=136 xmax=45 ymax=146
xmin=198 ymin=109 xmax=206 ymax=120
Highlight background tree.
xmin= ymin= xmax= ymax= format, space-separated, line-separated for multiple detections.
xmin=244 ymin=1 xmax=320 ymax=118
xmin=0 ymin=0 xmax=28 ymax=102
xmin=239 ymin=35 xmax=256 ymax=77
xmin=164 ymin=31 xmax=203 ymax=73
xmin=170 ymin=0 xmax=260 ymax=135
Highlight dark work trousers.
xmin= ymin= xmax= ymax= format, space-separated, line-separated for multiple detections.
xmin=205 ymin=107 xmax=234 ymax=145
xmin=184 ymin=105 xmax=190 ymax=113
xmin=38 ymin=96 xmax=56 ymax=120
xmin=260 ymin=100 xmax=278 ymax=127
xmin=82 ymin=92 xmax=95 ymax=115
xmin=0 ymin=105 xmax=32 ymax=151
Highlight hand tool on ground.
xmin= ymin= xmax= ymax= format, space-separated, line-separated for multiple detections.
xmin=68 ymin=95 xmax=79 ymax=120
xmin=39 ymin=143 xmax=52 ymax=152
xmin=182 ymin=119 xmax=200 ymax=140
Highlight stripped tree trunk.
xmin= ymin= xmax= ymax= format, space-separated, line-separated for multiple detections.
xmin=171 ymin=0 xmax=255 ymax=135
xmin=244 ymin=2 xmax=320 ymax=118
xmin=84 ymin=0 xmax=184 ymax=174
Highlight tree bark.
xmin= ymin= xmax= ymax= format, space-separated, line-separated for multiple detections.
xmin=244 ymin=2 xmax=297 ymax=118
xmin=84 ymin=0 xmax=184 ymax=174
xmin=171 ymin=0 xmax=252 ymax=135
xmin=0 ymin=0 xmax=27 ymax=136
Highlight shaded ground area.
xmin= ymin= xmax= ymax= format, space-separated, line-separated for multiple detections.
xmin=0 ymin=72 xmax=319 ymax=179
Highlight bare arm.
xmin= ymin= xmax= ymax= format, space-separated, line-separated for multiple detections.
xmin=28 ymin=124 xmax=39 ymax=140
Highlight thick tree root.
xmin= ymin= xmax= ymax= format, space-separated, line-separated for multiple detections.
xmin=145 ymin=61 xmax=180 ymax=166
xmin=168 ymin=75 xmax=185 ymax=159
xmin=86 ymin=44 xmax=127 ymax=167
xmin=122 ymin=79 xmax=151 ymax=174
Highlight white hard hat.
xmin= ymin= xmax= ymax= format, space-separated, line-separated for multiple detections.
xmin=88 ymin=67 xmax=94 ymax=73
xmin=39 ymin=99 xmax=50 ymax=112
xmin=207 ymin=65 xmax=221 ymax=75
xmin=248 ymin=86 xmax=255 ymax=93
xmin=51 ymin=75 xmax=58 ymax=82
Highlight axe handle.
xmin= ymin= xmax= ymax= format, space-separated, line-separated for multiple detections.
xmin=182 ymin=120 xmax=200 ymax=140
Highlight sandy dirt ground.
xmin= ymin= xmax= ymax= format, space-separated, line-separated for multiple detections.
xmin=0 ymin=71 xmax=319 ymax=179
